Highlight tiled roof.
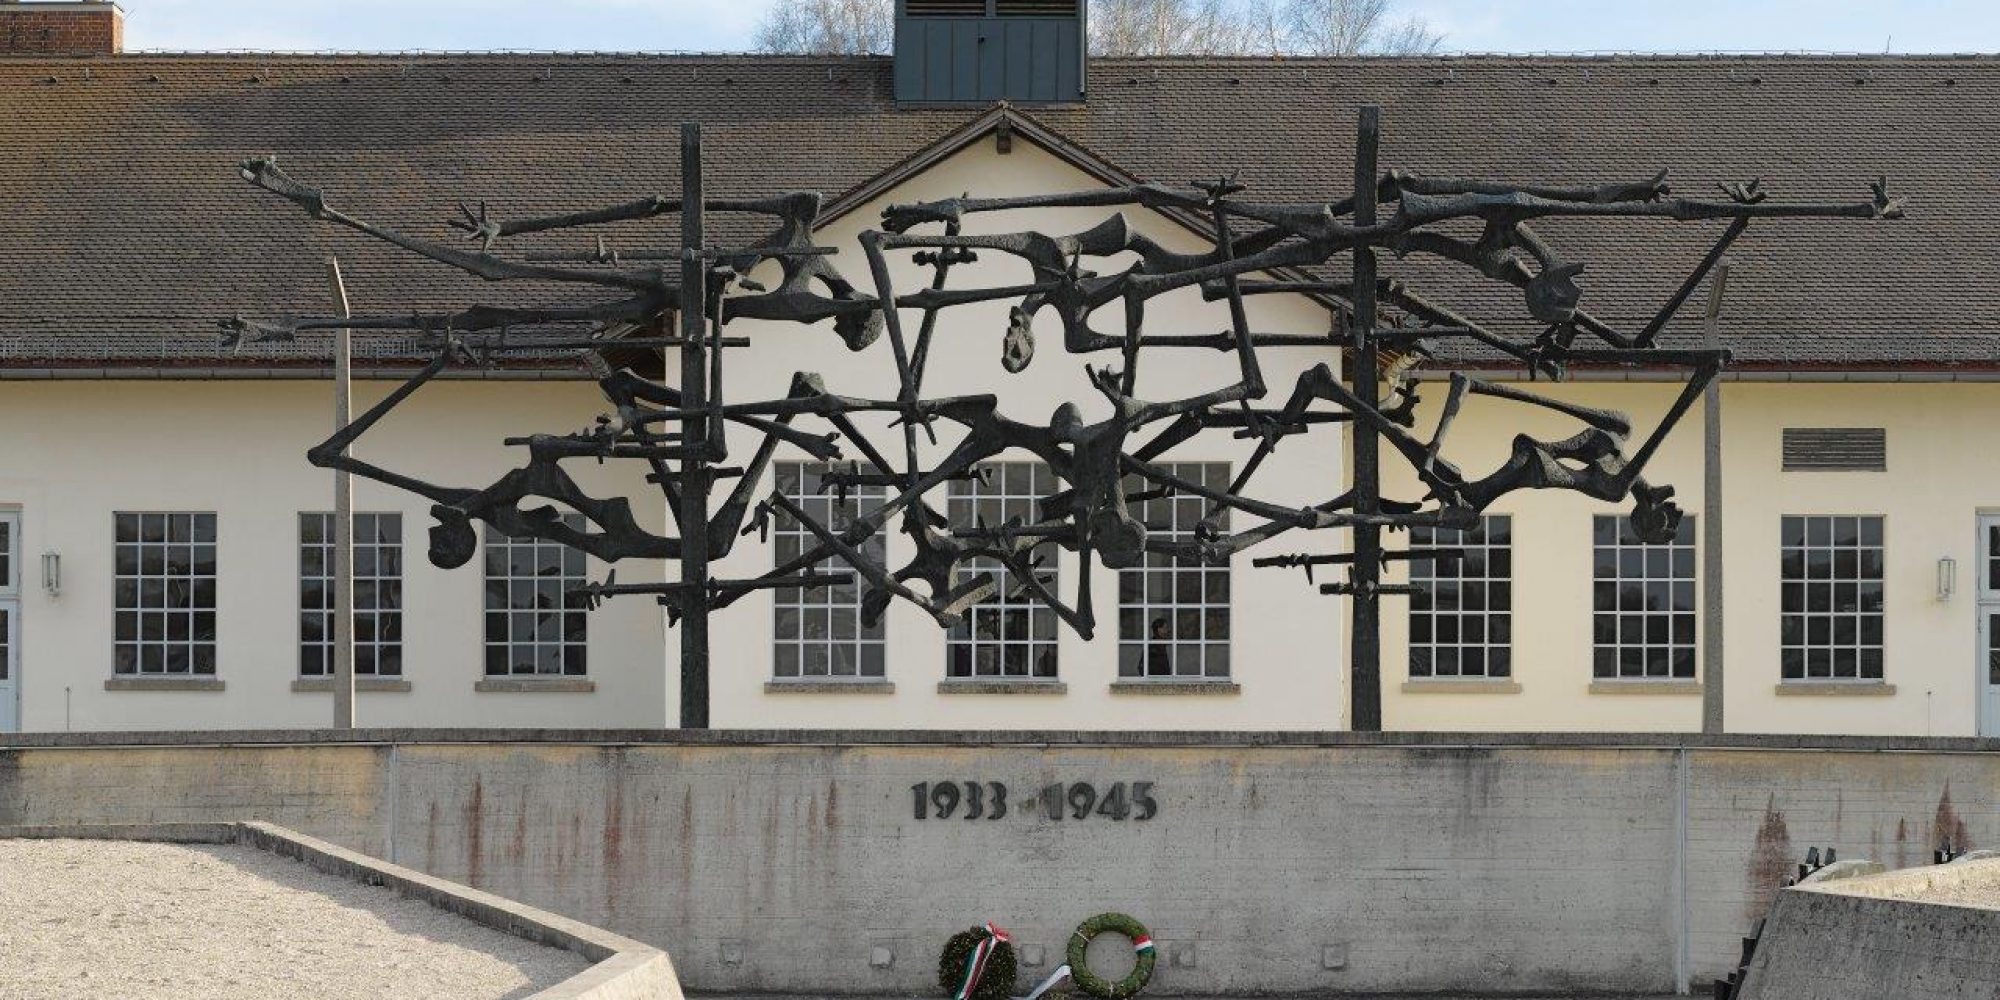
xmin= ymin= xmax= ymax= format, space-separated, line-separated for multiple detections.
xmin=2 ymin=51 xmax=1996 ymax=372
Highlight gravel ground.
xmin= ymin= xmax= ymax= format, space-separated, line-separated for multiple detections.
xmin=0 ymin=838 xmax=590 ymax=1000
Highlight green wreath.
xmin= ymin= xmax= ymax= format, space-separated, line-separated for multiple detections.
xmin=937 ymin=925 xmax=1018 ymax=1000
xmin=1066 ymin=912 xmax=1156 ymax=999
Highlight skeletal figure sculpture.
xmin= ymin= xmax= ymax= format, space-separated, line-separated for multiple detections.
xmin=224 ymin=116 xmax=1899 ymax=727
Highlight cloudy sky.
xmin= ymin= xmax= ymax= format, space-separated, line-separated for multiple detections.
xmin=117 ymin=0 xmax=2000 ymax=54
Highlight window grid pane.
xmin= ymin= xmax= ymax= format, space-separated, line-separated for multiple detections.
xmin=482 ymin=514 xmax=589 ymax=677
xmin=946 ymin=462 xmax=1058 ymax=679
xmin=772 ymin=463 xmax=887 ymax=679
xmin=1409 ymin=515 xmax=1511 ymax=679
xmin=1780 ymin=515 xmax=1885 ymax=681
xmin=299 ymin=512 xmax=403 ymax=677
xmin=112 ymin=512 xmax=217 ymax=675
xmin=1117 ymin=463 xmax=1230 ymax=679
xmin=1591 ymin=514 xmax=1697 ymax=681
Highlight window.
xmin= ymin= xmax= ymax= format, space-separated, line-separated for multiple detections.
xmin=113 ymin=512 xmax=217 ymax=675
xmin=1409 ymin=515 xmax=1511 ymax=679
xmin=1592 ymin=515 xmax=1696 ymax=680
xmin=1781 ymin=515 xmax=1884 ymax=681
xmin=483 ymin=516 xmax=588 ymax=677
xmin=946 ymin=462 xmax=1058 ymax=679
xmin=773 ymin=463 xmax=886 ymax=680
xmin=299 ymin=513 xmax=403 ymax=677
xmin=1118 ymin=463 xmax=1230 ymax=679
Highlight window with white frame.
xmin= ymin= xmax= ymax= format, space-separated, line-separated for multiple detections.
xmin=1118 ymin=463 xmax=1230 ymax=679
xmin=1780 ymin=515 xmax=1884 ymax=681
xmin=113 ymin=512 xmax=217 ymax=675
xmin=1408 ymin=515 xmax=1512 ymax=679
xmin=1592 ymin=514 xmax=1697 ymax=680
xmin=772 ymin=463 xmax=887 ymax=680
xmin=483 ymin=516 xmax=588 ymax=677
xmin=300 ymin=512 xmax=404 ymax=678
xmin=946 ymin=462 xmax=1058 ymax=679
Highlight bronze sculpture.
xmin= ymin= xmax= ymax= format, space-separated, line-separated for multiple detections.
xmin=223 ymin=112 xmax=1899 ymax=728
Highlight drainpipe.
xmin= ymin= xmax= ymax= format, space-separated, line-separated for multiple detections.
xmin=1700 ymin=265 xmax=1730 ymax=735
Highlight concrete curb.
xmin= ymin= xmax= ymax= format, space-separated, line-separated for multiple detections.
xmin=0 ymin=821 xmax=682 ymax=1000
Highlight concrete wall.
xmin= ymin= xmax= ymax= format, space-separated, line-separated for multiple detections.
xmin=1380 ymin=379 xmax=2000 ymax=736
xmin=4 ymin=731 xmax=1997 ymax=995
xmin=1735 ymin=857 xmax=2000 ymax=1000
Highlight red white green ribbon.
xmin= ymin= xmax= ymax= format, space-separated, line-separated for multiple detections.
xmin=955 ymin=922 xmax=1012 ymax=1000
xmin=1132 ymin=934 xmax=1155 ymax=954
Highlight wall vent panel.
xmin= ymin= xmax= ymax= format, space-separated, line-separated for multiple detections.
xmin=1782 ymin=427 xmax=1886 ymax=472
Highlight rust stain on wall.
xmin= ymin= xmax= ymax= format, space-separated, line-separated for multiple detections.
xmin=466 ymin=777 xmax=484 ymax=889
xmin=1930 ymin=781 xmax=1973 ymax=854
xmin=1894 ymin=818 xmax=1909 ymax=870
xmin=510 ymin=789 xmax=528 ymax=865
xmin=604 ymin=756 xmax=627 ymax=921
xmin=1744 ymin=795 xmax=1793 ymax=924
xmin=425 ymin=800 xmax=438 ymax=873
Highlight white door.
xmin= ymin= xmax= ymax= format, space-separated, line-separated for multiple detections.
xmin=1981 ymin=515 xmax=2000 ymax=737
xmin=0 ymin=512 xmax=18 ymax=731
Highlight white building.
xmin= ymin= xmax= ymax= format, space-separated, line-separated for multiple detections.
xmin=3 ymin=3 xmax=1999 ymax=734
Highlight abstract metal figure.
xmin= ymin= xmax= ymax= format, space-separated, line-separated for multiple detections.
xmin=225 ymin=113 xmax=1899 ymax=729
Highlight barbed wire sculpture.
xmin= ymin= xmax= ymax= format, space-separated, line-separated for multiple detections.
xmin=223 ymin=112 xmax=1900 ymax=728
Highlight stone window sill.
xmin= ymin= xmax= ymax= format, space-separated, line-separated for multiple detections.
xmin=1109 ymin=680 xmax=1241 ymax=696
xmin=474 ymin=677 xmax=596 ymax=693
xmin=292 ymin=677 xmax=413 ymax=693
xmin=105 ymin=676 xmax=225 ymax=692
xmin=937 ymin=679 xmax=1067 ymax=696
xmin=1775 ymin=681 xmax=1897 ymax=697
xmin=1400 ymin=678 xmax=1521 ymax=694
xmin=1590 ymin=680 xmax=1702 ymax=696
xmin=765 ymin=679 xmax=895 ymax=694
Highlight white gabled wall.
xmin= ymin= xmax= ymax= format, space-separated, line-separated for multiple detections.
xmin=704 ymin=135 xmax=1347 ymax=730
xmin=0 ymin=133 xmax=1346 ymax=733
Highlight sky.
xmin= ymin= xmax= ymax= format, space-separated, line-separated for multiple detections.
xmin=116 ymin=0 xmax=2000 ymax=55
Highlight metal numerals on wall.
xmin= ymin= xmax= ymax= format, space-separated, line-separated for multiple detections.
xmin=224 ymin=114 xmax=1899 ymax=727
xmin=912 ymin=780 xmax=1158 ymax=822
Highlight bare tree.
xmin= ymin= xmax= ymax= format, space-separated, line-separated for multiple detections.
xmin=754 ymin=0 xmax=894 ymax=55
xmin=1090 ymin=0 xmax=1266 ymax=56
xmin=1092 ymin=0 xmax=1440 ymax=57
xmin=1280 ymin=0 xmax=1443 ymax=55
xmin=751 ymin=0 xmax=1441 ymax=58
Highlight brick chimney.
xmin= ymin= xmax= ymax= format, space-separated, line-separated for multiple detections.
xmin=0 ymin=1 xmax=124 ymax=56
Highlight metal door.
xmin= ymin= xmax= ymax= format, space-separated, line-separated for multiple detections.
xmin=1980 ymin=515 xmax=2000 ymax=737
xmin=0 ymin=512 xmax=19 ymax=731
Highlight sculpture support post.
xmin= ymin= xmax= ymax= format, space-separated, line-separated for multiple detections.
xmin=325 ymin=258 xmax=355 ymax=730
xmin=1701 ymin=264 xmax=1731 ymax=734
xmin=1349 ymin=106 xmax=1383 ymax=732
xmin=678 ymin=123 xmax=712 ymax=729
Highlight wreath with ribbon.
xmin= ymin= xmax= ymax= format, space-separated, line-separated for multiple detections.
xmin=937 ymin=923 xmax=1018 ymax=1000
xmin=1067 ymin=912 xmax=1156 ymax=999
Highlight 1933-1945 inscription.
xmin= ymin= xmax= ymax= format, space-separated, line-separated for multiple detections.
xmin=910 ymin=781 xmax=1158 ymax=822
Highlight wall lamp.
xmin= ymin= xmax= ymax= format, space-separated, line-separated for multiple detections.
xmin=1937 ymin=556 xmax=1957 ymax=602
xmin=40 ymin=551 xmax=59 ymax=598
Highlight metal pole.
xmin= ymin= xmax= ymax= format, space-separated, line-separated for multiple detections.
xmin=677 ymin=122 xmax=711 ymax=730
xmin=1349 ymin=106 xmax=1383 ymax=732
xmin=325 ymin=258 xmax=355 ymax=730
xmin=1700 ymin=264 xmax=1730 ymax=735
